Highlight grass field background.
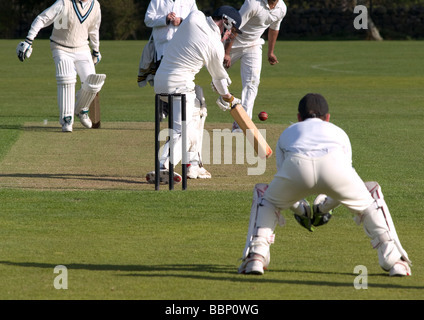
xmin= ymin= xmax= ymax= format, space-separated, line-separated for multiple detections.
xmin=0 ymin=39 xmax=423 ymax=300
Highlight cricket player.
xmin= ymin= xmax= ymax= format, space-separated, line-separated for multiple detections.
xmin=139 ymin=0 xmax=198 ymax=88
xmin=144 ymin=0 xmax=198 ymax=64
xmin=146 ymin=6 xmax=242 ymax=184
xmin=224 ymin=0 xmax=287 ymax=132
xmin=16 ymin=0 xmax=106 ymax=132
xmin=238 ymin=93 xmax=411 ymax=277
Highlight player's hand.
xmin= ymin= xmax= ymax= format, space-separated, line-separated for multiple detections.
xmin=171 ymin=17 xmax=183 ymax=26
xmin=92 ymin=50 xmax=102 ymax=65
xmin=268 ymin=52 xmax=278 ymax=65
xmin=216 ymin=95 xmax=241 ymax=111
xmin=166 ymin=12 xmax=176 ymax=24
xmin=16 ymin=38 xmax=33 ymax=62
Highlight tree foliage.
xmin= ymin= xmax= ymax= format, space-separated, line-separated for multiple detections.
xmin=2 ymin=0 xmax=423 ymax=39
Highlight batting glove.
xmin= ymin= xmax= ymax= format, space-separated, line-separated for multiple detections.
xmin=92 ymin=50 xmax=102 ymax=65
xmin=16 ymin=38 xmax=33 ymax=62
xmin=216 ymin=95 xmax=241 ymax=111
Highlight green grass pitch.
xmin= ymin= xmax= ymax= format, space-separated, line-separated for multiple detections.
xmin=0 ymin=39 xmax=423 ymax=301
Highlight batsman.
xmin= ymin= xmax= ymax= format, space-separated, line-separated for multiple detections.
xmin=146 ymin=6 xmax=243 ymax=184
xmin=239 ymin=93 xmax=411 ymax=277
xmin=16 ymin=0 xmax=106 ymax=132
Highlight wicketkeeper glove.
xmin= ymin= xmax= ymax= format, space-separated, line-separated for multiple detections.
xmin=311 ymin=206 xmax=333 ymax=227
xmin=294 ymin=211 xmax=333 ymax=232
xmin=293 ymin=198 xmax=333 ymax=232
xmin=292 ymin=199 xmax=314 ymax=232
xmin=294 ymin=214 xmax=314 ymax=232
xmin=216 ymin=95 xmax=241 ymax=111
xmin=16 ymin=38 xmax=33 ymax=62
xmin=92 ymin=50 xmax=102 ymax=65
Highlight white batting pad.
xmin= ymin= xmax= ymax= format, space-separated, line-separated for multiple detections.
xmin=75 ymin=74 xmax=106 ymax=114
xmin=241 ymin=184 xmax=285 ymax=260
xmin=364 ymin=181 xmax=411 ymax=266
xmin=56 ymin=59 xmax=77 ymax=125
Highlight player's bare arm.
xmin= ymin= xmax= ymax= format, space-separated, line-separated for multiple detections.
xmin=267 ymin=28 xmax=279 ymax=65
xmin=223 ymin=28 xmax=238 ymax=68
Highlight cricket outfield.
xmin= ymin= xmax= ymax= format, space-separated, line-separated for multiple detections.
xmin=0 ymin=40 xmax=423 ymax=301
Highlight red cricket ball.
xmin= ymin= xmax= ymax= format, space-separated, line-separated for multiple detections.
xmin=258 ymin=111 xmax=268 ymax=121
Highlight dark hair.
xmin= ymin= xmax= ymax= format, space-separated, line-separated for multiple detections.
xmin=298 ymin=93 xmax=329 ymax=120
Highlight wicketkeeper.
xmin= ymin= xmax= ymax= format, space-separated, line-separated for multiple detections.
xmin=16 ymin=0 xmax=106 ymax=132
xmin=238 ymin=93 xmax=411 ymax=277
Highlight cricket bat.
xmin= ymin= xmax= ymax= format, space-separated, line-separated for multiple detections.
xmin=230 ymin=104 xmax=273 ymax=159
xmin=89 ymin=93 xmax=101 ymax=128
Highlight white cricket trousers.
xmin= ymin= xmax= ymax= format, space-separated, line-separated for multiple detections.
xmin=264 ymin=151 xmax=375 ymax=214
xmin=52 ymin=49 xmax=95 ymax=124
xmin=53 ymin=49 xmax=95 ymax=86
xmin=229 ymin=45 xmax=262 ymax=119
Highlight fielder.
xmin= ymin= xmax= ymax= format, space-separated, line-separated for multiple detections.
xmin=144 ymin=0 xmax=198 ymax=65
xmin=224 ymin=0 xmax=287 ymax=132
xmin=139 ymin=0 xmax=198 ymax=88
xmin=16 ymin=0 xmax=106 ymax=132
xmin=238 ymin=93 xmax=411 ymax=277
xmin=146 ymin=6 xmax=243 ymax=184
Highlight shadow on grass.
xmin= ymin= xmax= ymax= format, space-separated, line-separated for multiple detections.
xmin=0 ymin=124 xmax=23 ymax=130
xmin=0 ymin=173 xmax=147 ymax=185
xmin=22 ymin=125 xmax=148 ymax=132
xmin=0 ymin=260 xmax=421 ymax=290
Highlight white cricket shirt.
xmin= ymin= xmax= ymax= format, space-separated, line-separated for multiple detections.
xmin=234 ymin=0 xmax=287 ymax=48
xmin=276 ymin=118 xmax=353 ymax=170
xmin=26 ymin=0 xmax=101 ymax=53
xmin=154 ymin=10 xmax=230 ymax=94
xmin=145 ymin=0 xmax=198 ymax=60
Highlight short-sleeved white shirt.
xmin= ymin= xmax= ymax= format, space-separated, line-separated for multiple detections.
xmin=233 ymin=0 xmax=287 ymax=48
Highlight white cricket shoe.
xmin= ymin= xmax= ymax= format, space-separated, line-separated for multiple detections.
xmin=187 ymin=164 xmax=211 ymax=179
xmin=146 ymin=169 xmax=182 ymax=185
xmin=238 ymin=254 xmax=266 ymax=275
xmin=62 ymin=123 xmax=73 ymax=132
xmin=389 ymin=260 xmax=411 ymax=277
xmin=78 ymin=111 xmax=92 ymax=129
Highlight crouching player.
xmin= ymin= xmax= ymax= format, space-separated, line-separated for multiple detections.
xmin=238 ymin=93 xmax=411 ymax=277
xmin=16 ymin=0 xmax=106 ymax=132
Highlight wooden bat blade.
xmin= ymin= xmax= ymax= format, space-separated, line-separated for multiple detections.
xmin=230 ymin=104 xmax=272 ymax=159
xmin=89 ymin=93 xmax=101 ymax=129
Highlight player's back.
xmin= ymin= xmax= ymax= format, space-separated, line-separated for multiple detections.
xmin=154 ymin=10 xmax=211 ymax=91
